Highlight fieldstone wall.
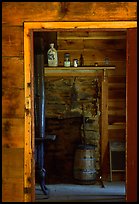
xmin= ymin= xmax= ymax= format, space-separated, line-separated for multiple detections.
xmin=44 ymin=76 xmax=101 ymax=183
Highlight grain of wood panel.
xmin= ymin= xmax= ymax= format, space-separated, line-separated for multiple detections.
xmin=108 ymin=129 xmax=126 ymax=141
xmin=108 ymin=66 xmax=126 ymax=76
xmin=57 ymin=39 xmax=84 ymax=50
xmin=2 ymin=177 xmax=24 ymax=202
xmin=2 ymin=26 xmax=24 ymax=56
xmin=108 ymin=83 xmax=126 ymax=88
xmin=108 ymin=91 xmax=126 ymax=99
xmin=2 ymin=147 xmax=24 ymax=201
xmin=84 ymin=39 xmax=126 ymax=50
xmin=58 ymin=31 xmax=90 ymax=38
xmin=2 ymin=2 xmax=59 ymax=26
xmin=108 ymin=99 xmax=126 ymax=109
xmin=108 ymin=124 xmax=126 ymax=130
xmin=2 ymin=178 xmax=24 ymax=203
xmin=58 ymin=39 xmax=126 ymax=50
xmin=108 ymin=110 xmax=126 ymax=116
xmin=60 ymin=2 xmax=137 ymax=21
xmin=58 ymin=31 xmax=126 ymax=38
xmin=2 ymin=118 xmax=24 ymax=148
xmin=2 ymin=147 xmax=24 ymax=177
xmin=2 ymin=57 xmax=24 ymax=88
xmin=2 ymin=88 xmax=24 ymax=118
xmin=108 ymin=114 xmax=126 ymax=124
xmin=2 ymin=2 xmax=137 ymax=26
xmin=108 ymin=76 xmax=126 ymax=83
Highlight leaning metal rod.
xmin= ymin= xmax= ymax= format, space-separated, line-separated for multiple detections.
xmin=81 ymin=104 xmax=86 ymax=145
xmin=35 ymin=53 xmax=49 ymax=196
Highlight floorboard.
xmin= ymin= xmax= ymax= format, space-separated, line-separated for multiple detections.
xmin=35 ymin=181 xmax=126 ymax=202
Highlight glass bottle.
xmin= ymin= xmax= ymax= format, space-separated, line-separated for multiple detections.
xmin=80 ymin=53 xmax=84 ymax=66
xmin=64 ymin=53 xmax=70 ymax=67
xmin=47 ymin=43 xmax=58 ymax=67
xmin=104 ymin=57 xmax=109 ymax=66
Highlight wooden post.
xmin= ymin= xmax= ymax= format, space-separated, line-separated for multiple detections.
xmin=101 ymin=69 xmax=109 ymax=179
xmin=126 ymin=28 xmax=137 ymax=202
xmin=24 ymin=27 xmax=34 ymax=202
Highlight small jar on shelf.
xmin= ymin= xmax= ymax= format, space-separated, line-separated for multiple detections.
xmin=73 ymin=59 xmax=78 ymax=67
xmin=64 ymin=53 xmax=71 ymax=67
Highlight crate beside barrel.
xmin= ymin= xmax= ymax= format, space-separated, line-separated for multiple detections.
xmin=73 ymin=144 xmax=97 ymax=184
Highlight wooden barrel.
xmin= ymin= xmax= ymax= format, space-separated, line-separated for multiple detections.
xmin=73 ymin=144 xmax=96 ymax=184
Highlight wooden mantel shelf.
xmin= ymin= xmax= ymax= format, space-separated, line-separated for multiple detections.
xmin=44 ymin=66 xmax=115 ymax=76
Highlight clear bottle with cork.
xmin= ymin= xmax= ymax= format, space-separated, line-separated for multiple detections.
xmin=47 ymin=43 xmax=58 ymax=67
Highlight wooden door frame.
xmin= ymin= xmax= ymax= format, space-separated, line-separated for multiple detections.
xmin=24 ymin=21 xmax=137 ymax=202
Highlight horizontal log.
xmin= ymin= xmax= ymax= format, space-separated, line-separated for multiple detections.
xmin=2 ymin=26 xmax=24 ymax=56
xmin=2 ymin=88 xmax=24 ymax=118
xmin=25 ymin=21 xmax=137 ymax=31
xmin=2 ymin=2 xmax=137 ymax=26
xmin=2 ymin=57 xmax=24 ymax=88
xmin=2 ymin=2 xmax=60 ymax=26
xmin=2 ymin=118 xmax=24 ymax=148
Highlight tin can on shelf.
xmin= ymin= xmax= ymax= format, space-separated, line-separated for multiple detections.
xmin=94 ymin=62 xmax=98 ymax=67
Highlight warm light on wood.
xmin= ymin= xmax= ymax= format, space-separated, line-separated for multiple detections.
xmin=23 ymin=20 xmax=136 ymax=202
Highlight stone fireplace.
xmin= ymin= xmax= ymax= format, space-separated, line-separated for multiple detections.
xmin=44 ymin=76 xmax=101 ymax=183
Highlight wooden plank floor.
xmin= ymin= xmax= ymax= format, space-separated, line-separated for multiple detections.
xmin=35 ymin=181 xmax=126 ymax=202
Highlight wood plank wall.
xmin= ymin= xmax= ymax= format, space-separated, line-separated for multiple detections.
xmin=2 ymin=2 xmax=137 ymax=202
xmin=2 ymin=22 xmax=24 ymax=202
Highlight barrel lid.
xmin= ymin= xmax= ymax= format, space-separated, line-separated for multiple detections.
xmin=77 ymin=144 xmax=96 ymax=150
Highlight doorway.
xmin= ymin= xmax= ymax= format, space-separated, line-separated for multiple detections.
xmin=23 ymin=21 xmax=137 ymax=202
xmin=33 ymin=30 xmax=126 ymax=201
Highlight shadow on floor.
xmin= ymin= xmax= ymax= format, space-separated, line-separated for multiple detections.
xmin=35 ymin=181 xmax=126 ymax=202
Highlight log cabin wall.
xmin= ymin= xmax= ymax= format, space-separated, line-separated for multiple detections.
xmin=2 ymin=2 xmax=137 ymax=202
